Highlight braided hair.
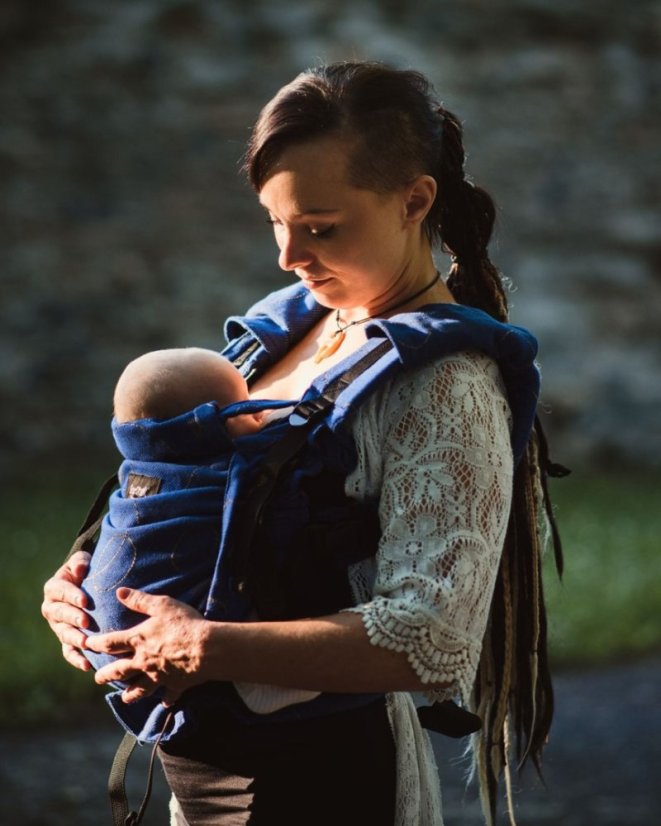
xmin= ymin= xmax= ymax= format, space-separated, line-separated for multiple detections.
xmin=432 ymin=102 xmax=567 ymax=824
xmin=245 ymin=61 xmax=566 ymax=826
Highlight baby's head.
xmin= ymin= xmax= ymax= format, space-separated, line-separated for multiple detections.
xmin=113 ymin=347 xmax=262 ymax=437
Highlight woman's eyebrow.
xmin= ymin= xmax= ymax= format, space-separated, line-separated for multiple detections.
xmin=259 ymin=204 xmax=341 ymax=218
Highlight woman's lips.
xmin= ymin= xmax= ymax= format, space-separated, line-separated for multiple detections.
xmin=298 ymin=274 xmax=332 ymax=288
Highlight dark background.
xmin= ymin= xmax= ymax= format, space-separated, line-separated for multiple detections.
xmin=1 ymin=2 xmax=660 ymax=824
xmin=2 ymin=0 xmax=660 ymax=476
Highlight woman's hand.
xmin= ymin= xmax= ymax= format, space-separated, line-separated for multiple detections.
xmin=84 ymin=588 xmax=210 ymax=706
xmin=41 ymin=550 xmax=93 ymax=672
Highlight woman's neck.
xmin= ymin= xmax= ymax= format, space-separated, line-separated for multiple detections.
xmin=340 ymin=260 xmax=454 ymax=324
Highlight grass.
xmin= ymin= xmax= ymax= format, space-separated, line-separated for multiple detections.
xmin=0 ymin=471 xmax=110 ymax=727
xmin=543 ymin=470 xmax=661 ymax=666
xmin=1 ymin=466 xmax=660 ymax=727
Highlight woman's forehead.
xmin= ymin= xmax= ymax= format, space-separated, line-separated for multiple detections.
xmin=258 ymin=138 xmax=358 ymax=214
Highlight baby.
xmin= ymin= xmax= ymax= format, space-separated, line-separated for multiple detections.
xmin=81 ymin=347 xmax=318 ymax=727
xmin=113 ymin=346 xmax=264 ymax=436
xmin=81 ymin=347 xmax=263 ymax=680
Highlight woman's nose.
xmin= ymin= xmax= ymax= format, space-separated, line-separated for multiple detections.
xmin=277 ymin=229 xmax=314 ymax=271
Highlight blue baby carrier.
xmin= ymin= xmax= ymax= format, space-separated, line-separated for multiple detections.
xmin=67 ymin=283 xmax=548 ymax=825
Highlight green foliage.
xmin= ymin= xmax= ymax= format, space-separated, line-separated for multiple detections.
xmin=543 ymin=471 xmax=661 ymax=665
xmin=1 ymin=469 xmax=659 ymax=726
xmin=0 ymin=473 xmax=106 ymax=727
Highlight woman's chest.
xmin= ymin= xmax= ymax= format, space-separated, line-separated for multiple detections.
xmin=249 ymin=317 xmax=369 ymax=401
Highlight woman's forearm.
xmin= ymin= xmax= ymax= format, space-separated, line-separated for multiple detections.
xmin=199 ymin=611 xmax=432 ymax=693
xmin=85 ymin=589 xmax=449 ymax=704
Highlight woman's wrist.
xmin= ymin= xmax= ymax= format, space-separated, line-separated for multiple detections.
xmin=196 ymin=618 xmax=228 ymax=682
xmin=197 ymin=619 xmax=258 ymax=685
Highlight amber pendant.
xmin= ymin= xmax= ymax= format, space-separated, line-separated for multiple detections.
xmin=314 ymin=330 xmax=345 ymax=364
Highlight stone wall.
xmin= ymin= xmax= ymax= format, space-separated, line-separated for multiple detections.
xmin=2 ymin=0 xmax=660 ymax=473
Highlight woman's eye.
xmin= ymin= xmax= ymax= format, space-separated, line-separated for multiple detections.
xmin=264 ymin=218 xmax=334 ymax=238
xmin=310 ymin=225 xmax=335 ymax=238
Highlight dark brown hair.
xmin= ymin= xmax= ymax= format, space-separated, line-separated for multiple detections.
xmin=245 ymin=61 xmax=565 ymax=826
xmin=244 ymin=61 xmax=508 ymax=322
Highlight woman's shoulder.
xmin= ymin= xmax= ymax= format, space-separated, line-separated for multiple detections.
xmin=382 ymin=349 xmax=506 ymax=407
xmin=346 ymin=350 xmax=513 ymax=499
xmin=353 ymin=349 xmax=509 ymax=437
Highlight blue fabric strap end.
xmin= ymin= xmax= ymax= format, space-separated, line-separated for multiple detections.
xmin=105 ymin=690 xmax=186 ymax=744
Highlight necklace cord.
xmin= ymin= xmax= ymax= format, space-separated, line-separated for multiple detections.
xmin=335 ymin=270 xmax=441 ymax=333
xmin=313 ymin=270 xmax=441 ymax=364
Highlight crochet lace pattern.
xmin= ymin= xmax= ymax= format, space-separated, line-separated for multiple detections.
xmin=346 ymin=351 xmax=514 ymax=826
xmin=346 ymin=350 xmax=514 ymax=705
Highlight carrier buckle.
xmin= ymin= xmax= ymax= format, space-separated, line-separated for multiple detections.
xmin=288 ymin=396 xmax=332 ymax=427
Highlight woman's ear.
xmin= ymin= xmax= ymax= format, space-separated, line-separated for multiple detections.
xmin=404 ymin=175 xmax=437 ymax=225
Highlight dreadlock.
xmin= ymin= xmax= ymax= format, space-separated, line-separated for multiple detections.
xmin=436 ymin=105 xmax=568 ymax=825
xmin=245 ymin=61 xmax=568 ymax=825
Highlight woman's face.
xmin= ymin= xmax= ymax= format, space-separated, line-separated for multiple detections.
xmin=258 ymin=137 xmax=431 ymax=315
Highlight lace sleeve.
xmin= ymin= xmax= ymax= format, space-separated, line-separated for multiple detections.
xmin=344 ymin=351 xmax=514 ymax=703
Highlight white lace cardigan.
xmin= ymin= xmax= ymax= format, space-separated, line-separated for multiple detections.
xmin=172 ymin=350 xmax=514 ymax=826
xmin=345 ymin=349 xmax=514 ymax=826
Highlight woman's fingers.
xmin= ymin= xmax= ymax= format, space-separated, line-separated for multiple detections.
xmin=84 ymin=628 xmax=136 ymax=655
xmin=118 ymin=675 xmax=182 ymax=707
xmin=42 ymin=551 xmax=92 ymax=627
xmin=62 ymin=643 xmax=93 ymax=672
xmin=52 ymin=620 xmax=90 ymax=650
xmin=95 ymin=659 xmax=139 ymax=686
xmin=48 ymin=550 xmax=91 ymax=590
xmin=42 ymin=598 xmax=90 ymax=632
xmin=94 ymin=658 xmax=151 ymax=697
xmin=121 ymin=684 xmax=146 ymax=704
xmin=64 ymin=550 xmax=93 ymax=584
xmin=120 ymin=675 xmax=161 ymax=705
xmin=115 ymin=587 xmax=173 ymax=616
xmin=42 ymin=576 xmax=86 ymax=613
xmin=84 ymin=588 xmax=169 ymax=656
xmin=41 ymin=553 xmax=94 ymax=670
xmin=87 ymin=591 xmax=206 ymax=702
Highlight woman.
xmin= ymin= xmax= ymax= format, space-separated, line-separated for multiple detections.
xmin=42 ymin=61 xmax=562 ymax=826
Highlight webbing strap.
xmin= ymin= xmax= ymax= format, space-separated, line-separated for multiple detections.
xmin=64 ymin=473 xmax=118 ymax=562
xmin=533 ymin=414 xmax=571 ymax=578
xmin=108 ymin=711 xmax=173 ymax=826
xmin=290 ymin=339 xmax=392 ymax=425
xmin=108 ymin=732 xmax=137 ymax=826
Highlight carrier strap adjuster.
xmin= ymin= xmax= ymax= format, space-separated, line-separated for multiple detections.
xmin=288 ymin=396 xmax=333 ymax=427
